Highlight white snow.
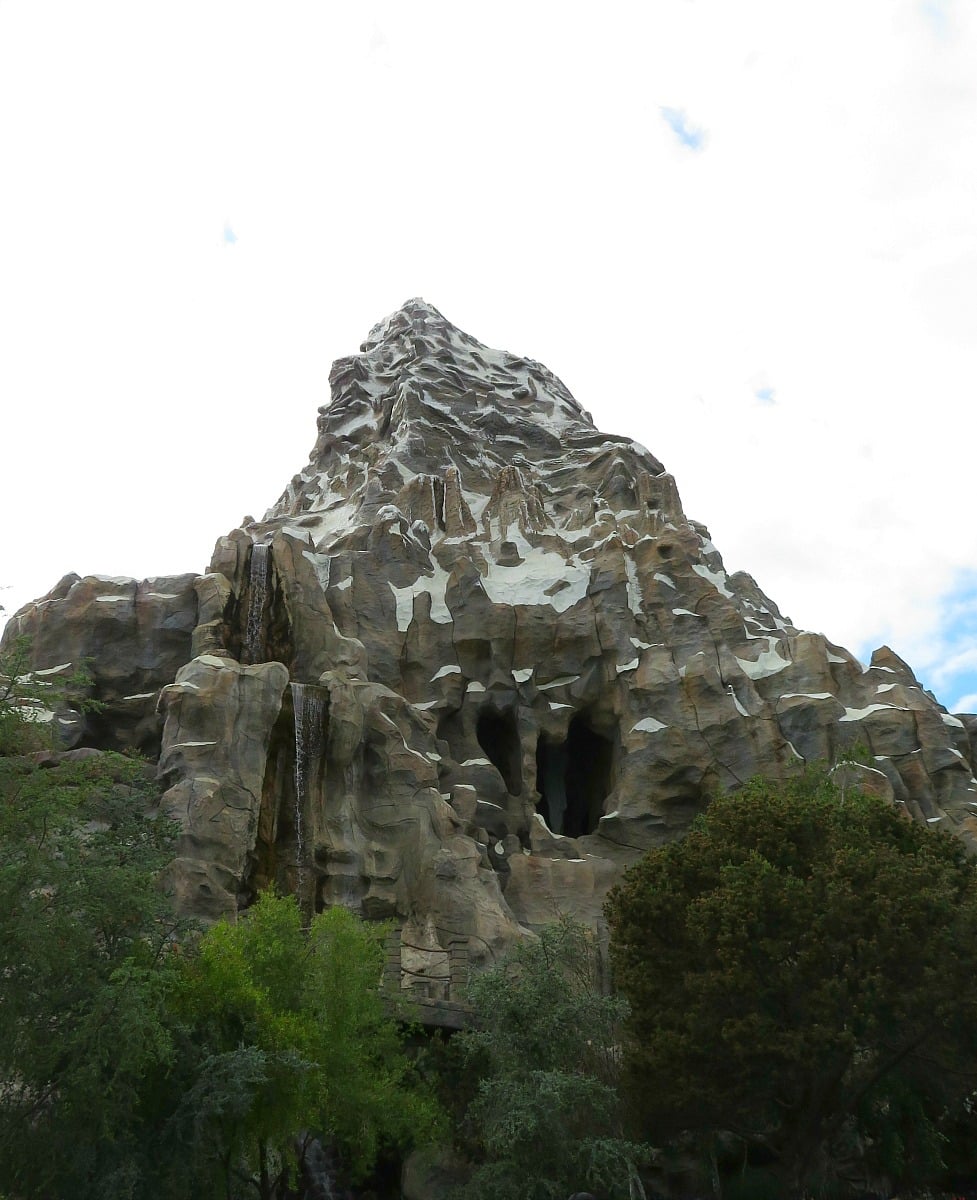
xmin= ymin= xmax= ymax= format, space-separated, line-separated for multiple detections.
xmin=466 ymin=681 xmax=486 ymax=693
xmin=548 ymin=702 xmax=572 ymax=710
xmin=95 ymin=595 xmax=129 ymax=603
xmin=927 ymin=816 xmax=943 ymax=823
xmin=144 ymin=592 xmax=180 ymax=600
xmin=431 ymin=664 xmax=461 ymax=680
xmin=692 ymin=562 xmax=734 ymax=598
xmin=942 ymin=713 xmax=965 ymax=729
xmin=630 ymin=637 xmax=655 ymax=650
xmin=876 ymin=683 xmax=897 ymax=694
xmin=780 ymin=692 xmax=835 ymax=701
xmin=654 ymin=572 xmax=676 ymax=588
xmin=632 ymin=717 xmax=667 ymax=733
xmin=389 ymin=562 xmax=452 ymax=631
xmin=624 ymin=556 xmax=643 ymax=615
xmin=827 ymin=652 xmax=848 ymax=664
xmin=839 ymin=703 xmax=898 ymax=722
xmin=735 ymin=641 xmax=790 ymax=680
xmin=123 ymin=692 xmax=157 ymax=700
xmin=672 ymin=608 xmax=699 ymax=618
xmin=511 ymin=668 xmax=534 ymax=683
xmin=169 ymin=740 xmax=218 ymax=748
xmin=462 ymin=758 xmax=491 ymax=767
xmin=616 ymin=659 xmax=639 ymax=673
xmin=33 ymin=663 xmax=71 ymax=676
xmin=538 ymin=675 xmax=579 ymax=691
xmin=731 ymin=693 xmax=749 ymax=717
xmin=480 ymin=534 xmax=589 ymax=614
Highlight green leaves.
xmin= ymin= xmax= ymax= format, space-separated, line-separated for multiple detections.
xmin=456 ymin=919 xmax=647 ymax=1200
xmin=168 ymin=892 xmax=444 ymax=1198
xmin=606 ymin=765 xmax=977 ymax=1196
xmin=0 ymin=750 xmax=181 ymax=1199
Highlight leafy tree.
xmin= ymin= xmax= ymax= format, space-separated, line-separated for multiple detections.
xmin=454 ymin=918 xmax=648 ymax=1200
xmin=0 ymin=745 xmax=184 ymax=1198
xmin=164 ymin=891 xmax=443 ymax=1200
xmin=0 ymin=629 xmax=101 ymax=755
xmin=606 ymin=766 xmax=977 ymax=1199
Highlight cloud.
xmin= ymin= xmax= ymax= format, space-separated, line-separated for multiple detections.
xmin=754 ymin=385 xmax=776 ymax=405
xmin=660 ymin=106 xmax=706 ymax=151
xmin=877 ymin=573 xmax=977 ymax=712
xmin=222 ymin=223 xmax=238 ymax=246
xmin=919 ymin=0 xmax=951 ymax=38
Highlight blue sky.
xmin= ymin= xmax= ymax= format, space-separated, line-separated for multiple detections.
xmin=660 ymin=107 xmax=706 ymax=151
xmin=1 ymin=0 xmax=975 ymax=716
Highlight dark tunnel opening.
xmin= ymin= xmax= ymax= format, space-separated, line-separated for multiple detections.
xmin=536 ymin=714 xmax=614 ymax=838
xmin=476 ymin=707 xmax=523 ymax=796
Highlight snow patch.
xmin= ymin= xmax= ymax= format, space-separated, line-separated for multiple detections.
xmin=632 ymin=717 xmax=667 ymax=733
xmin=692 ymin=562 xmax=734 ymax=598
xmin=538 ymin=675 xmax=579 ymax=691
xmin=431 ymin=664 xmax=461 ymax=680
xmin=735 ymin=641 xmax=790 ymax=680
xmin=839 ymin=703 xmax=898 ymax=722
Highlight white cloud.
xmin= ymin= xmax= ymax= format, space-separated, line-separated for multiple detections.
xmin=0 ymin=0 xmax=975 ymax=719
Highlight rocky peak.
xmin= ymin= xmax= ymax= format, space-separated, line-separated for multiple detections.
xmin=7 ymin=302 xmax=977 ymax=987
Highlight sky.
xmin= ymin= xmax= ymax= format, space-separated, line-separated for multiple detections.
xmin=1 ymin=1 xmax=976 ymax=710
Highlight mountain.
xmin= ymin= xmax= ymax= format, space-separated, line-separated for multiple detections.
xmin=6 ymin=299 xmax=977 ymax=990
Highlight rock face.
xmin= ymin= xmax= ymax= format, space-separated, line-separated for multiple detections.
xmin=6 ymin=299 xmax=977 ymax=975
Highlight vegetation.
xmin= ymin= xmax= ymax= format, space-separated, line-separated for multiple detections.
xmin=453 ymin=917 xmax=647 ymax=1200
xmin=7 ymin=624 xmax=977 ymax=1199
xmin=162 ymin=892 xmax=444 ymax=1199
xmin=606 ymin=766 xmax=977 ymax=1199
xmin=0 ymin=745 xmax=183 ymax=1197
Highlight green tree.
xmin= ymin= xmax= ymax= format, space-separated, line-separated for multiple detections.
xmin=0 ymin=629 xmax=101 ymax=755
xmin=164 ymin=891 xmax=443 ymax=1200
xmin=0 ymin=745 xmax=184 ymax=1198
xmin=606 ymin=766 xmax=977 ymax=1199
xmin=455 ymin=918 xmax=648 ymax=1200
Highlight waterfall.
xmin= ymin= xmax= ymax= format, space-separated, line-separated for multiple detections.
xmin=245 ymin=543 xmax=270 ymax=663
xmin=291 ymin=683 xmax=325 ymax=896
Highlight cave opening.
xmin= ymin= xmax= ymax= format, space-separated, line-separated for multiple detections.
xmin=536 ymin=714 xmax=614 ymax=838
xmin=475 ymin=707 xmax=522 ymax=796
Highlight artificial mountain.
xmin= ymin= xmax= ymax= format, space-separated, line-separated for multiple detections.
xmin=6 ymin=300 xmax=977 ymax=995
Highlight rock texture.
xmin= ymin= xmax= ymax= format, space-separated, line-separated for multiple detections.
xmin=6 ymin=300 xmax=977 ymax=975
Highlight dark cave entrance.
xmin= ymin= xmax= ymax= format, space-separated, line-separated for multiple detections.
xmin=536 ymin=714 xmax=614 ymax=838
xmin=475 ymin=707 xmax=522 ymax=795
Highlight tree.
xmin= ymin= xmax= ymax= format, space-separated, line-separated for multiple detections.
xmin=606 ymin=766 xmax=977 ymax=1199
xmin=455 ymin=918 xmax=648 ymax=1200
xmin=164 ymin=891 xmax=443 ymax=1200
xmin=0 ymin=745 xmax=184 ymax=1198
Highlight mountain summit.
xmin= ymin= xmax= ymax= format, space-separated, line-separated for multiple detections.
xmin=6 ymin=302 xmax=977 ymax=986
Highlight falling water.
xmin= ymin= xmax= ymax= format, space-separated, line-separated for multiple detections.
xmin=291 ymin=683 xmax=325 ymax=898
xmin=245 ymin=544 xmax=270 ymax=663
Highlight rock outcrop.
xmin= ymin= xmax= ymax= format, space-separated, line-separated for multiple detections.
xmin=6 ymin=299 xmax=977 ymax=976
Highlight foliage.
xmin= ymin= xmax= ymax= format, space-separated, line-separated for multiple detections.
xmin=0 ymin=632 xmax=89 ymax=754
xmin=606 ymin=766 xmax=977 ymax=1199
xmin=0 ymin=746 xmax=183 ymax=1199
xmin=163 ymin=891 xmax=444 ymax=1200
xmin=455 ymin=918 xmax=648 ymax=1200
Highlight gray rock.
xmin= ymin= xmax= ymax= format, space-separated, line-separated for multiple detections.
xmin=7 ymin=300 xmax=977 ymax=972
